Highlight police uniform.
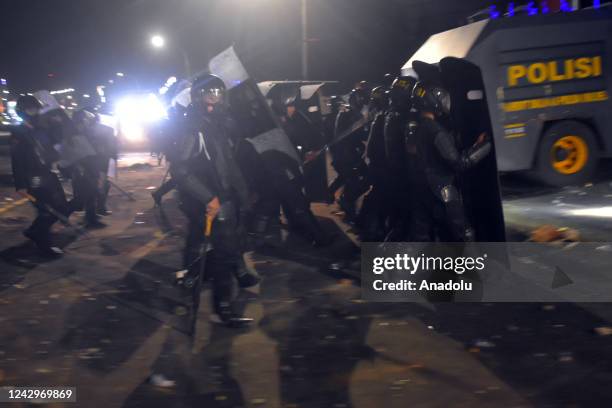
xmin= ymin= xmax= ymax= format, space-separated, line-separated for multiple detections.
xmin=329 ymin=91 xmax=370 ymax=220
xmin=360 ymin=96 xmax=390 ymax=241
xmin=172 ymin=74 xmax=252 ymax=327
xmin=411 ymin=114 xmax=491 ymax=242
xmin=11 ymin=120 xmax=71 ymax=254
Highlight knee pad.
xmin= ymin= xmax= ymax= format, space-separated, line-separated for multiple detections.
xmin=440 ymin=185 xmax=459 ymax=203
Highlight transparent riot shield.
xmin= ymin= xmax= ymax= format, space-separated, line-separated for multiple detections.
xmin=208 ymin=47 xmax=300 ymax=163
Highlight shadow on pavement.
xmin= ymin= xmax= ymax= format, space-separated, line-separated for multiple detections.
xmin=119 ymin=294 xmax=254 ymax=408
xmin=0 ymin=233 xmax=78 ymax=293
xmin=58 ymin=255 xmax=190 ymax=373
xmin=254 ymin=216 xmax=360 ymax=279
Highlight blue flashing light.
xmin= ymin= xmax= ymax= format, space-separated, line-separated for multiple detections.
xmin=560 ymin=0 xmax=572 ymax=11
xmin=594 ymin=0 xmax=601 ymax=8
xmin=541 ymin=0 xmax=550 ymax=14
xmin=489 ymin=5 xmax=501 ymax=19
xmin=527 ymin=1 xmax=538 ymax=15
xmin=508 ymin=2 xmax=515 ymax=17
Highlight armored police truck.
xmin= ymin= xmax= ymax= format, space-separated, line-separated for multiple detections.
xmin=402 ymin=7 xmax=612 ymax=186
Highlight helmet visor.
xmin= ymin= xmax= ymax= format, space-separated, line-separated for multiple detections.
xmin=195 ymin=87 xmax=225 ymax=106
xmin=434 ymin=88 xmax=451 ymax=115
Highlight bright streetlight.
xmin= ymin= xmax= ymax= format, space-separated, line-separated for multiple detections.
xmin=150 ymin=35 xmax=165 ymax=48
xmin=149 ymin=34 xmax=191 ymax=78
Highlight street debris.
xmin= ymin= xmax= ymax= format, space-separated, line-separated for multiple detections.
xmin=594 ymin=326 xmax=612 ymax=336
xmin=149 ymin=373 xmax=176 ymax=388
xmin=529 ymin=225 xmax=580 ymax=242
xmin=558 ymin=352 xmax=574 ymax=363
xmin=474 ymin=339 xmax=496 ymax=349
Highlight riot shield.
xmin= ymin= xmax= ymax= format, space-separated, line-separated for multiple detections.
xmin=411 ymin=60 xmax=442 ymax=84
xmin=33 ymin=90 xmax=62 ymax=115
xmin=439 ymin=57 xmax=506 ymax=242
xmin=56 ymin=134 xmax=97 ymax=168
xmin=265 ymin=83 xmax=300 ymax=115
xmin=208 ymin=47 xmax=300 ymax=164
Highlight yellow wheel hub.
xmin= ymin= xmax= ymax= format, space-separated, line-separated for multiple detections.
xmin=550 ymin=135 xmax=588 ymax=175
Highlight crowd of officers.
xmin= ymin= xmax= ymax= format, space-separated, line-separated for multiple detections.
xmin=9 ymin=65 xmax=493 ymax=328
xmin=10 ymin=95 xmax=117 ymax=256
xmin=334 ymin=75 xmax=493 ymax=243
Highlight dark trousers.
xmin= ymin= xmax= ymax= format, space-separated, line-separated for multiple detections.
xmin=253 ymin=174 xmax=325 ymax=243
xmin=71 ymin=163 xmax=99 ymax=223
xmin=410 ymin=185 xmax=471 ymax=242
xmin=279 ymin=179 xmax=325 ymax=242
xmin=154 ymin=177 xmax=178 ymax=199
xmin=331 ymin=159 xmax=368 ymax=218
xmin=180 ymin=195 xmax=239 ymax=313
xmin=358 ymin=186 xmax=387 ymax=241
xmin=97 ymin=177 xmax=110 ymax=212
xmin=28 ymin=174 xmax=71 ymax=245
xmin=97 ymin=156 xmax=111 ymax=212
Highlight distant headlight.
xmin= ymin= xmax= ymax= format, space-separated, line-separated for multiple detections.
xmin=120 ymin=120 xmax=145 ymax=143
xmin=115 ymin=93 xmax=166 ymax=125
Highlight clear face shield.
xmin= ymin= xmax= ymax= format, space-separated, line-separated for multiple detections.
xmin=201 ymin=87 xmax=225 ymax=106
xmin=432 ymin=88 xmax=451 ymax=116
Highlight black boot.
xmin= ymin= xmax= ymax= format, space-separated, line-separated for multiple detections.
xmin=97 ymin=207 xmax=111 ymax=216
xmin=23 ymin=228 xmax=64 ymax=257
xmin=235 ymin=267 xmax=261 ymax=288
xmin=301 ymin=212 xmax=332 ymax=247
xmin=85 ymin=217 xmax=107 ymax=229
xmin=212 ymin=304 xmax=253 ymax=328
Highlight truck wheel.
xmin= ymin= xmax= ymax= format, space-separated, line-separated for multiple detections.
xmin=535 ymin=121 xmax=599 ymax=186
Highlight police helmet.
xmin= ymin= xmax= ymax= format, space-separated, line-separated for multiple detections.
xmin=389 ymin=76 xmax=417 ymax=111
xmin=328 ymin=95 xmax=344 ymax=113
xmin=281 ymin=86 xmax=300 ymax=108
xmin=190 ymin=74 xmax=226 ymax=109
xmin=412 ymin=81 xmax=451 ymax=117
xmin=369 ymin=86 xmax=388 ymax=111
xmin=348 ymin=88 xmax=369 ymax=111
xmin=16 ymin=95 xmax=43 ymax=119
xmin=383 ymin=73 xmax=395 ymax=88
xmin=356 ymin=80 xmax=370 ymax=90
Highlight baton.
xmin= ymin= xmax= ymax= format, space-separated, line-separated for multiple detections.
xmin=189 ymin=215 xmax=214 ymax=336
xmin=23 ymin=193 xmax=88 ymax=236
xmin=108 ymin=179 xmax=137 ymax=201
xmin=302 ymin=116 xmax=370 ymax=165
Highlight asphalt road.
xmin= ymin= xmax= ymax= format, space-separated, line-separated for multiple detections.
xmin=501 ymin=161 xmax=612 ymax=241
xmin=1 ymin=152 xmax=612 ymax=407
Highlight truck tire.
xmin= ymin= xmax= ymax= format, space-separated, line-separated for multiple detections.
xmin=535 ymin=120 xmax=599 ymax=186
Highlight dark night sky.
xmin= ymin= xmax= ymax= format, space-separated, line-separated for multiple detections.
xmin=0 ymin=0 xmax=498 ymax=94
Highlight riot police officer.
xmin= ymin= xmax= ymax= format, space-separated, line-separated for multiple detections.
xmin=241 ymin=120 xmax=330 ymax=246
xmin=359 ymin=85 xmax=390 ymax=241
xmin=329 ymin=87 xmax=370 ymax=222
xmin=151 ymin=105 xmax=187 ymax=206
xmin=11 ymin=95 xmax=72 ymax=256
xmin=280 ymin=92 xmax=323 ymax=159
xmin=383 ymin=76 xmax=418 ymax=240
xmin=71 ymin=109 xmax=110 ymax=228
xmin=171 ymin=74 xmax=253 ymax=328
xmin=91 ymin=113 xmax=118 ymax=216
xmin=410 ymin=81 xmax=491 ymax=242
